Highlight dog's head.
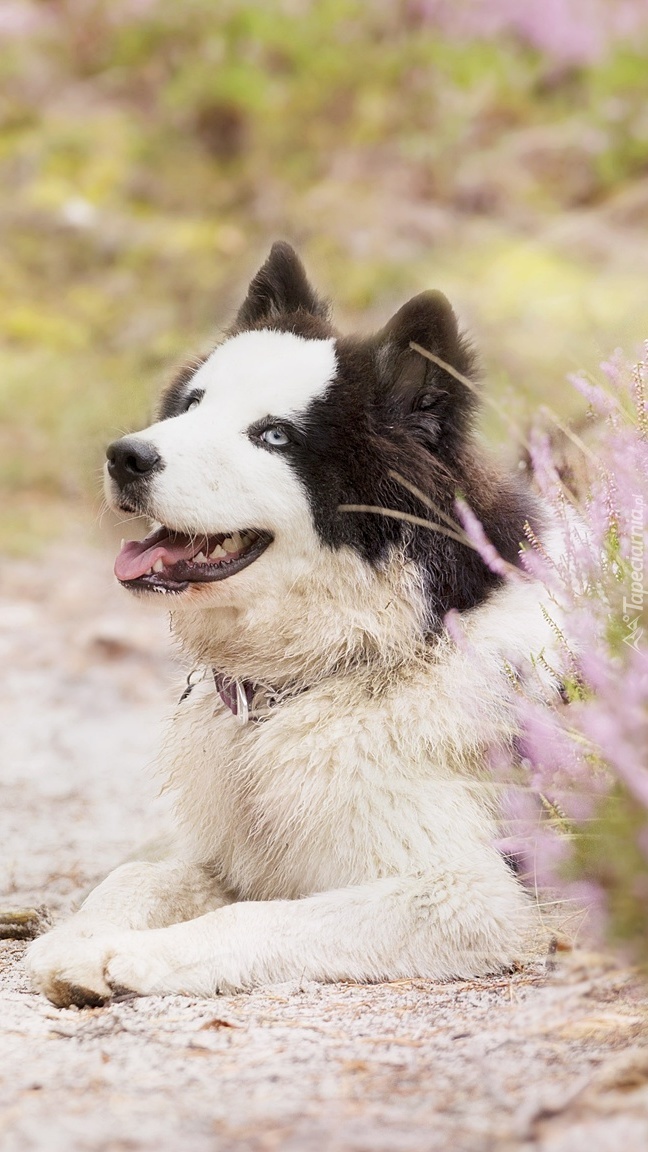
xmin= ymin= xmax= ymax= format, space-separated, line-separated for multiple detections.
xmin=106 ymin=242 xmax=538 ymax=637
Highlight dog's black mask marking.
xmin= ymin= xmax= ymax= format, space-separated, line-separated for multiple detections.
xmin=158 ymin=241 xmax=542 ymax=625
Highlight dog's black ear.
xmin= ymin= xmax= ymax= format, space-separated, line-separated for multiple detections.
xmin=234 ymin=242 xmax=329 ymax=328
xmin=375 ymin=290 xmax=478 ymax=445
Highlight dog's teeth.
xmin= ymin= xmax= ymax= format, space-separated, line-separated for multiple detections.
xmin=195 ymin=551 xmax=208 ymax=563
xmin=153 ymin=559 xmax=165 ymax=573
xmin=120 ymin=539 xmax=126 ymax=549
xmin=222 ymin=536 xmax=238 ymax=554
xmin=210 ymin=544 xmax=227 ymax=560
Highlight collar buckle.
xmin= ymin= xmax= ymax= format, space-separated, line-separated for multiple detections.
xmin=234 ymin=679 xmax=250 ymax=725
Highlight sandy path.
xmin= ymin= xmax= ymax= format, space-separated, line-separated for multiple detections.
xmin=1 ymin=546 xmax=647 ymax=1152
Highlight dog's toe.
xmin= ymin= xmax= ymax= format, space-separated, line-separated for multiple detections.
xmin=105 ymin=946 xmax=170 ymax=997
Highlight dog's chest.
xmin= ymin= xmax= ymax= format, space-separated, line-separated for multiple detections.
xmin=163 ymin=682 xmax=491 ymax=901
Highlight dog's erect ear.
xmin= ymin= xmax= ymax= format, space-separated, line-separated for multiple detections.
xmin=234 ymin=242 xmax=329 ymax=328
xmin=375 ymin=290 xmax=478 ymax=441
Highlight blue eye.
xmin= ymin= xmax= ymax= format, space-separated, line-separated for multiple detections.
xmin=260 ymin=426 xmax=290 ymax=448
xmin=184 ymin=391 xmax=204 ymax=412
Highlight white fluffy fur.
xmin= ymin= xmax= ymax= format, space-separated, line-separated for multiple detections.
xmin=28 ymin=331 xmax=560 ymax=1007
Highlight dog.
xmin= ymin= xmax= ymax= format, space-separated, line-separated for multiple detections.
xmin=27 ymin=242 xmax=558 ymax=1007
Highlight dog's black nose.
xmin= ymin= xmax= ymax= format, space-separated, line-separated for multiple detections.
xmin=106 ymin=437 xmax=162 ymax=488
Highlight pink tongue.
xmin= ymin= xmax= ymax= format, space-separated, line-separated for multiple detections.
xmin=114 ymin=528 xmax=200 ymax=582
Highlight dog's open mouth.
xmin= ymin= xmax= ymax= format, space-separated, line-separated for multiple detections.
xmin=114 ymin=526 xmax=273 ymax=593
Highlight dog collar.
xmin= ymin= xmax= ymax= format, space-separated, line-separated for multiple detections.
xmin=179 ymin=668 xmax=300 ymax=725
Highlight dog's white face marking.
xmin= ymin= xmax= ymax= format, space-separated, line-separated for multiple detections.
xmin=120 ymin=329 xmax=336 ymax=536
xmin=104 ymin=328 xmax=342 ymax=611
xmin=192 ymin=329 xmax=337 ymax=421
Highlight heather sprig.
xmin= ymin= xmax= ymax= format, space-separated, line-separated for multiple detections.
xmin=453 ymin=344 xmax=648 ymax=961
xmin=509 ymin=346 xmax=648 ymax=963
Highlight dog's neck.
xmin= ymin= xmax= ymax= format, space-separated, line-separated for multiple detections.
xmin=170 ymin=547 xmax=428 ymax=690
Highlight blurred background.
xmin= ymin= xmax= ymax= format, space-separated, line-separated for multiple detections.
xmin=0 ymin=0 xmax=647 ymax=552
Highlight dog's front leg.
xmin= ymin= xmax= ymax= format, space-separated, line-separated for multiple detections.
xmin=76 ymin=858 xmax=230 ymax=930
xmin=95 ymin=864 xmax=535 ymax=1000
xmin=27 ymin=859 xmax=230 ymax=1006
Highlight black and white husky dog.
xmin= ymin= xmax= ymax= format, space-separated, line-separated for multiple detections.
xmin=28 ymin=243 xmax=558 ymax=1007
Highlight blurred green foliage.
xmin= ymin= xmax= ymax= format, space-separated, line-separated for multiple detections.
xmin=0 ymin=0 xmax=647 ymax=548
xmin=572 ymin=784 xmax=648 ymax=965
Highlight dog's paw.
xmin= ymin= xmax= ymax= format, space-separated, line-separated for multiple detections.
xmin=27 ymin=926 xmax=200 ymax=1004
xmin=26 ymin=930 xmax=116 ymax=1008
xmin=103 ymin=938 xmax=181 ymax=998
